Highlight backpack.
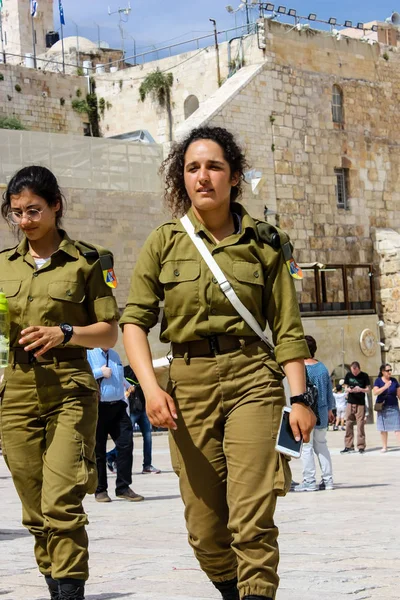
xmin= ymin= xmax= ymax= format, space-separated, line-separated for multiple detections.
xmin=124 ymin=365 xmax=146 ymax=413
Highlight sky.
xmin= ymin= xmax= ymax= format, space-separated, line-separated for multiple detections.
xmin=54 ymin=1 xmax=400 ymax=60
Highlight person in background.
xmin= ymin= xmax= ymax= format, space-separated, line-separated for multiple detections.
xmin=0 ymin=166 xmax=119 ymax=600
xmin=106 ymin=365 xmax=161 ymax=474
xmin=87 ymin=347 xmax=144 ymax=503
xmin=295 ymin=335 xmax=335 ymax=492
xmin=341 ymin=361 xmax=370 ymax=454
xmin=372 ymin=363 xmax=400 ymax=453
xmin=333 ymin=384 xmax=347 ymax=431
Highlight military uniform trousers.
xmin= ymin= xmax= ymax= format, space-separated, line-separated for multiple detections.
xmin=0 ymin=359 xmax=98 ymax=581
xmin=168 ymin=340 xmax=292 ymax=600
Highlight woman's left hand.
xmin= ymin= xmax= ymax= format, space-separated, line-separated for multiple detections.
xmin=328 ymin=409 xmax=335 ymax=423
xmin=19 ymin=326 xmax=64 ymax=357
xmin=289 ymin=403 xmax=317 ymax=443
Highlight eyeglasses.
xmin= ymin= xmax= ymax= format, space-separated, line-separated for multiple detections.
xmin=6 ymin=208 xmax=44 ymax=225
xmin=384 ymin=369 xmax=392 ymax=372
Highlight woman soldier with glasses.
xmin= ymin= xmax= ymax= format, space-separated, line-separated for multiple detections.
xmin=0 ymin=166 xmax=119 ymax=600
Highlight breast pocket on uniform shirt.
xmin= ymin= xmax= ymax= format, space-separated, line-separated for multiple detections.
xmin=232 ymin=261 xmax=265 ymax=309
xmin=0 ymin=280 xmax=22 ymax=319
xmin=159 ymin=260 xmax=200 ymax=317
xmin=47 ymin=281 xmax=86 ymax=322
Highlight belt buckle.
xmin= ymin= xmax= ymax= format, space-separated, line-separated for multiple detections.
xmin=208 ymin=335 xmax=220 ymax=355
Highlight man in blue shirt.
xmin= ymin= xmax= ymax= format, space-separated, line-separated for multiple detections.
xmin=87 ymin=347 xmax=144 ymax=502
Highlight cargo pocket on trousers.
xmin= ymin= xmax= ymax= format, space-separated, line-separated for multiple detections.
xmin=166 ymin=379 xmax=181 ymax=476
xmin=77 ymin=440 xmax=98 ymax=495
xmin=273 ymin=452 xmax=292 ymax=497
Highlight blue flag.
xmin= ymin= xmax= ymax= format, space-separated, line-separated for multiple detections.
xmin=31 ymin=0 xmax=38 ymax=17
xmin=59 ymin=0 xmax=65 ymax=25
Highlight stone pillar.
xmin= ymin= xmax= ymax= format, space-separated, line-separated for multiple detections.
xmin=374 ymin=228 xmax=400 ymax=373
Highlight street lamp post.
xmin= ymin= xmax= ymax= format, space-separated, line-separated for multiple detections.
xmin=209 ymin=18 xmax=221 ymax=87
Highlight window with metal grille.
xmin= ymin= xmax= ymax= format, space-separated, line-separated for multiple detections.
xmin=332 ymin=85 xmax=343 ymax=123
xmin=335 ymin=168 xmax=349 ymax=209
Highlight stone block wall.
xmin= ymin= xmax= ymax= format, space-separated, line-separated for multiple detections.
xmin=374 ymin=229 xmax=400 ymax=373
xmin=0 ymin=64 xmax=87 ymax=134
xmin=94 ymin=35 xmax=264 ymax=142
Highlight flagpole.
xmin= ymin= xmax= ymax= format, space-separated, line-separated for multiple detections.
xmin=31 ymin=12 xmax=37 ymax=68
xmin=0 ymin=8 xmax=6 ymax=64
xmin=61 ymin=21 xmax=65 ymax=73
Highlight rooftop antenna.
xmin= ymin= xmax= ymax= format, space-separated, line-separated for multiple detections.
xmin=108 ymin=2 xmax=132 ymax=68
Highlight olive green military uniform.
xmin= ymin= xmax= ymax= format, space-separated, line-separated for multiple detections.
xmin=0 ymin=231 xmax=119 ymax=581
xmin=120 ymin=204 xmax=308 ymax=599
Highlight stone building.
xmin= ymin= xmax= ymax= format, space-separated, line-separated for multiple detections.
xmin=2 ymin=17 xmax=400 ymax=377
xmin=36 ymin=36 xmax=124 ymax=75
xmin=0 ymin=0 xmax=54 ymax=64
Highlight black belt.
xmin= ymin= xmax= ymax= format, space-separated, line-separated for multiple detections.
xmin=172 ymin=335 xmax=259 ymax=358
xmin=10 ymin=347 xmax=86 ymax=364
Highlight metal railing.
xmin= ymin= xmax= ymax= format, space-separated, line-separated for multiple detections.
xmin=0 ymin=22 xmax=257 ymax=73
xmin=298 ymin=264 xmax=376 ymax=316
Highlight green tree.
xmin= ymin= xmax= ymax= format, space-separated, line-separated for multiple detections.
xmin=139 ymin=69 xmax=174 ymax=141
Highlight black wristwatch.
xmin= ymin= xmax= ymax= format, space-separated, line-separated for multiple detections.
xmin=59 ymin=323 xmax=74 ymax=346
xmin=290 ymin=390 xmax=315 ymax=408
xmin=290 ymin=389 xmax=320 ymax=425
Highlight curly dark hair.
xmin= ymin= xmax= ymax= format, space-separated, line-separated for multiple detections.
xmin=160 ymin=126 xmax=248 ymax=217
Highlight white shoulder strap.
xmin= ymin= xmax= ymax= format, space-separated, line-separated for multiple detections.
xmin=180 ymin=214 xmax=275 ymax=354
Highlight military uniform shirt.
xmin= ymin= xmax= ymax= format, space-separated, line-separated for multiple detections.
xmin=0 ymin=230 xmax=120 ymax=348
xmin=120 ymin=204 xmax=308 ymax=365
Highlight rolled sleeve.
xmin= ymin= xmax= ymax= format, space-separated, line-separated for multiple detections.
xmin=86 ymin=259 xmax=119 ymax=323
xmin=275 ymin=338 xmax=310 ymax=365
xmin=265 ymin=247 xmax=310 ymax=365
xmin=119 ymin=229 xmax=164 ymax=332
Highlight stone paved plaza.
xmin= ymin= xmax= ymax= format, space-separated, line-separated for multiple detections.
xmin=1 ymin=424 xmax=399 ymax=600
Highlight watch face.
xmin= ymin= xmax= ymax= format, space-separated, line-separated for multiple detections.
xmin=360 ymin=328 xmax=376 ymax=357
xmin=61 ymin=323 xmax=73 ymax=334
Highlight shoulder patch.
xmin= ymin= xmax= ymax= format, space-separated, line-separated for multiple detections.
xmin=256 ymin=221 xmax=303 ymax=279
xmin=74 ymin=240 xmax=117 ymax=288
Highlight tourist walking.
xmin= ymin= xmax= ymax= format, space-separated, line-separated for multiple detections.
xmin=0 ymin=166 xmax=119 ymax=600
xmin=295 ymin=335 xmax=335 ymax=492
xmin=341 ymin=361 xmax=370 ymax=454
xmin=120 ymin=126 xmax=316 ymax=600
xmin=372 ymin=363 xmax=400 ymax=452
xmin=87 ymin=347 xmax=144 ymax=503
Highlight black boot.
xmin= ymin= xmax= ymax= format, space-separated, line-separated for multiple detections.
xmin=212 ymin=578 xmax=239 ymax=600
xmin=58 ymin=579 xmax=85 ymax=600
xmin=45 ymin=576 xmax=60 ymax=600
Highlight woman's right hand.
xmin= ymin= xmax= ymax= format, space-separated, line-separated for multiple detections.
xmin=146 ymin=387 xmax=178 ymax=430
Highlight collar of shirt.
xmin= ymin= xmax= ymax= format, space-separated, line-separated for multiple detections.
xmin=6 ymin=230 xmax=80 ymax=262
xmin=171 ymin=203 xmax=258 ymax=247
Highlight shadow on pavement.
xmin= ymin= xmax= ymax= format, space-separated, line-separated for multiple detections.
xmin=144 ymin=494 xmax=181 ymax=501
xmin=334 ymin=483 xmax=389 ymax=489
xmin=0 ymin=529 xmax=30 ymax=539
xmin=87 ymin=594 xmax=132 ymax=599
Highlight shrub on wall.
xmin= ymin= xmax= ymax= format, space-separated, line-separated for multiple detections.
xmin=0 ymin=116 xmax=27 ymax=130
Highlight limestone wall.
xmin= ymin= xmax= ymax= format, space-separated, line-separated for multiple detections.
xmin=93 ymin=35 xmax=264 ymax=142
xmin=0 ymin=64 xmax=87 ymax=134
xmin=374 ymin=229 xmax=400 ymax=373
